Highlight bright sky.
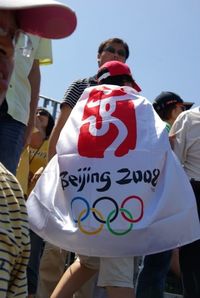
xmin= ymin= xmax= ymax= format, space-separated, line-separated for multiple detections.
xmin=40 ymin=0 xmax=200 ymax=107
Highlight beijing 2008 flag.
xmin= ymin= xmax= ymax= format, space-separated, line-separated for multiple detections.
xmin=26 ymin=85 xmax=200 ymax=257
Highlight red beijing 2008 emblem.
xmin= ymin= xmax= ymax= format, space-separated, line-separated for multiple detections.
xmin=78 ymin=87 xmax=137 ymax=158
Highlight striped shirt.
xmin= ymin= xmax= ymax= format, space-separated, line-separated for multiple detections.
xmin=0 ymin=163 xmax=30 ymax=297
xmin=61 ymin=76 xmax=97 ymax=109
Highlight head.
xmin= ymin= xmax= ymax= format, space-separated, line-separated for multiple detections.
xmin=36 ymin=108 xmax=55 ymax=139
xmin=97 ymin=38 xmax=129 ymax=67
xmin=97 ymin=61 xmax=141 ymax=92
xmin=153 ymin=91 xmax=194 ymax=125
xmin=0 ymin=0 xmax=77 ymax=105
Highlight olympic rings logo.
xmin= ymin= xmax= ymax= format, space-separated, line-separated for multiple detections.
xmin=71 ymin=195 xmax=144 ymax=236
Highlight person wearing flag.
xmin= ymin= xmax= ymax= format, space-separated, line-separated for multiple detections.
xmin=36 ymin=37 xmax=131 ymax=298
xmin=27 ymin=61 xmax=200 ymax=298
xmin=49 ymin=61 xmax=142 ymax=298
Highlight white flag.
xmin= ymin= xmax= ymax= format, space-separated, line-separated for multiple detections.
xmin=27 ymin=85 xmax=200 ymax=257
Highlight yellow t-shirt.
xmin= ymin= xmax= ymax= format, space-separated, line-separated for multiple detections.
xmin=16 ymin=146 xmax=30 ymax=197
xmin=17 ymin=140 xmax=49 ymax=196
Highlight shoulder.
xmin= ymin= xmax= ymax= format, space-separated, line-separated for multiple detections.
xmin=0 ymin=162 xmax=12 ymax=177
xmin=61 ymin=76 xmax=97 ymax=108
xmin=176 ymin=108 xmax=199 ymax=124
xmin=170 ymin=110 xmax=195 ymax=136
xmin=68 ymin=76 xmax=97 ymax=89
xmin=0 ymin=163 xmax=22 ymax=192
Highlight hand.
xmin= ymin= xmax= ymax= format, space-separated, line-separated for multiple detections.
xmin=28 ymin=167 xmax=44 ymax=188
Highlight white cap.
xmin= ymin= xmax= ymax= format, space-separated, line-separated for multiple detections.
xmin=0 ymin=0 xmax=77 ymax=39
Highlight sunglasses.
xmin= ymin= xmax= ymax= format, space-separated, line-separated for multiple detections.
xmin=103 ymin=46 xmax=126 ymax=58
xmin=0 ymin=26 xmax=33 ymax=58
xmin=177 ymin=104 xmax=186 ymax=111
xmin=15 ymin=32 xmax=33 ymax=58
xmin=37 ymin=110 xmax=49 ymax=117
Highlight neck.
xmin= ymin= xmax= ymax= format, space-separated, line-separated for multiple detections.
xmin=30 ymin=130 xmax=46 ymax=148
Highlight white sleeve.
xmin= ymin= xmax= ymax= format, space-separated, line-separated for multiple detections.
xmin=169 ymin=112 xmax=188 ymax=164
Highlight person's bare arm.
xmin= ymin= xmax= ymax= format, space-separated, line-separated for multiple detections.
xmin=48 ymin=104 xmax=72 ymax=161
xmin=24 ymin=59 xmax=41 ymax=145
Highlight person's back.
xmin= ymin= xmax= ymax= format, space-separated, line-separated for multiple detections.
xmin=169 ymin=106 xmax=200 ymax=298
xmin=48 ymin=60 xmax=142 ymax=298
xmin=136 ymin=91 xmax=194 ymax=298
xmin=27 ymin=61 xmax=200 ymax=298
xmin=37 ymin=37 xmax=131 ymax=298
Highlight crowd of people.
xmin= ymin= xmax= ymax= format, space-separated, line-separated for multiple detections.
xmin=0 ymin=1 xmax=200 ymax=298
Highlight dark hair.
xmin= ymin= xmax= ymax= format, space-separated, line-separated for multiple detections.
xmin=99 ymin=75 xmax=132 ymax=86
xmin=154 ymin=104 xmax=177 ymax=121
xmin=98 ymin=38 xmax=129 ymax=60
xmin=37 ymin=108 xmax=55 ymax=139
